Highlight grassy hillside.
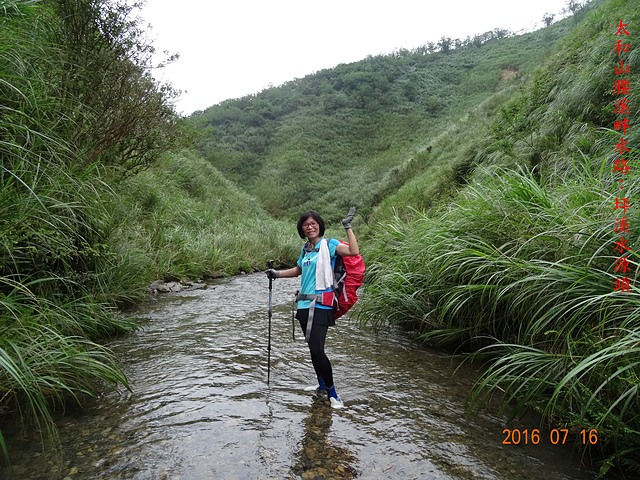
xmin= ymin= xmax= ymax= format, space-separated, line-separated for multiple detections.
xmin=106 ymin=149 xmax=300 ymax=298
xmin=189 ymin=13 xmax=580 ymax=223
xmin=0 ymin=0 xmax=297 ymax=458
xmin=4 ymin=0 xmax=639 ymax=477
xmin=358 ymin=0 xmax=640 ymax=476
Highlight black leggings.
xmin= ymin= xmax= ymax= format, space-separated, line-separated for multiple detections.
xmin=296 ymin=309 xmax=334 ymax=388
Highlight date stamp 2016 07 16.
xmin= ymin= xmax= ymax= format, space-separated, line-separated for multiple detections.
xmin=502 ymin=428 xmax=599 ymax=446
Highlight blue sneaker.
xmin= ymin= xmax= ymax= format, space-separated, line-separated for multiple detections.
xmin=304 ymin=377 xmax=328 ymax=396
xmin=303 ymin=385 xmax=328 ymax=396
xmin=328 ymin=385 xmax=344 ymax=409
xmin=329 ymin=396 xmax=344 ymax=409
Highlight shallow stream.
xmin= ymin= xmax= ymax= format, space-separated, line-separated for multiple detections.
xmin=0 ymin=274 xmax=596 ymax=479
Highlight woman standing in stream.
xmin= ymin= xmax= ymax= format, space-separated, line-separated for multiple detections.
xmin=267 ymin=207 xmax=360 ymax=408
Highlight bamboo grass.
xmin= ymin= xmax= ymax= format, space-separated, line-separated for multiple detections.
xmin=358 ymin=163 xmax=640 ymax=475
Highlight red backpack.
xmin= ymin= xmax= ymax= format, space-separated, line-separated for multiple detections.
xmin=332 ymin=241 xmax=365 ymax=319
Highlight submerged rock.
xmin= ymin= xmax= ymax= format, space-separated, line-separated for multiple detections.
xmin=147 ymin=280 xmax=208 ymax=294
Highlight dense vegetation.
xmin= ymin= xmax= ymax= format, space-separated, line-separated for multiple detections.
xmin=192 ymin=0 xmax=639 ymax=477
xmin=0 ymin=0 xmax=298 ymax=459
xmin=190 ymin=16 xmax=576 ymax=223
xmin=2 ymin=0 xmax=639 ymax=478
xmin=356 ymin=0 xmax=640 ymax=477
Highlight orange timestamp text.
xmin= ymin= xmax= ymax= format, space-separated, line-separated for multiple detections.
xmin=502 ymin=428 xmax=598 ymax=446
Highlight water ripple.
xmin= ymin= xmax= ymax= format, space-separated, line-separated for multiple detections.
xmin=0 ymin=274 xmax=596 ymax=480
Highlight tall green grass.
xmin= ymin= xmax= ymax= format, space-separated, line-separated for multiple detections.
xmin=0 ymin=130 xmax=134 ymax=461
xmin=105 ymin=149 xmax=301 ymax=297
xmin=3 ymin=1 xmax=300 ymax=460
xmin=0 ymin=287 xmax=130 ymax=428
xmin=358 ymin=162 xmax=640 ymax=476
xmin=358 ymin=2 xmax=640 ymax=475
xmin=1 ymin=0 xmax=143 ymax=457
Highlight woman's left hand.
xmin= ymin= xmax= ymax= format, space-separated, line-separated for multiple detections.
xmin=341 ymin=207 xmax=356 ymax=229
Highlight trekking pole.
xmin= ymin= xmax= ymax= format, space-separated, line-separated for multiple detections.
xmin=267 ymin=260 xmax=273 ymax=385
xmin=291 ymin=297 xmax=296 ymax=341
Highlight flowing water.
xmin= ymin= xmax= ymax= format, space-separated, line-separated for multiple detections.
xmin=0 ymin=274 xmax=597 ymax=480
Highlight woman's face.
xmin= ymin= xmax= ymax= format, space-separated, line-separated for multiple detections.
xmin=301 ymin=217 xmax=321 ymax=242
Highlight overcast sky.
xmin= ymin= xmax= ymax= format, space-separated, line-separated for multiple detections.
xmin=138 ymin=0 xmax=571 ymax=115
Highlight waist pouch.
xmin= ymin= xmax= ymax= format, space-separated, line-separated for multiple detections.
xmin=294 ymin=292 xmax=335 ymax=342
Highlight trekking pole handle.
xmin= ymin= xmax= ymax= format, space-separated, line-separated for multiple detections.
xmin=267 ymin=261 xmax=274 ymax=289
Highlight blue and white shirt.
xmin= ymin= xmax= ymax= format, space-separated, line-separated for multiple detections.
xmin=296 ymin=238 xmax=339 ymax=309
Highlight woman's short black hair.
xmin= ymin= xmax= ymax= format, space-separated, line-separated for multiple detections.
xmin=297 ymin=210 xmax=325 ymax=239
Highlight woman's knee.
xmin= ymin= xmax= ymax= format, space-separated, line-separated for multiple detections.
xmin=308 ymin=339 xmax=325 ymax=355
xmin=310 ymin=350 xmax=330 ymax=370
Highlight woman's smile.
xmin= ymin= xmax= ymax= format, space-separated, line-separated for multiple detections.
xmin=303 ymin=221 xmax=319 ymax=239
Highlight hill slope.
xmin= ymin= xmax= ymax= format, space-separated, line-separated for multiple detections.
xmin=189 ymin=14 xmax=580 ymax=222
xmin=190 ymin=0 xmax=639 ymax=475
xmin=358 ymin=0 xmax=640 ymax=476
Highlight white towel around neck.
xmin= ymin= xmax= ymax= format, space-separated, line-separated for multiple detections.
xmin=315 ymin=238 xmax=333 ymax=290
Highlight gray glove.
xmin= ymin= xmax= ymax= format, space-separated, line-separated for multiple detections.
xmin=266 ymin=269 xmax=279 ymax=280
xmin=341 ymin=207 xmax=356 ymax=229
